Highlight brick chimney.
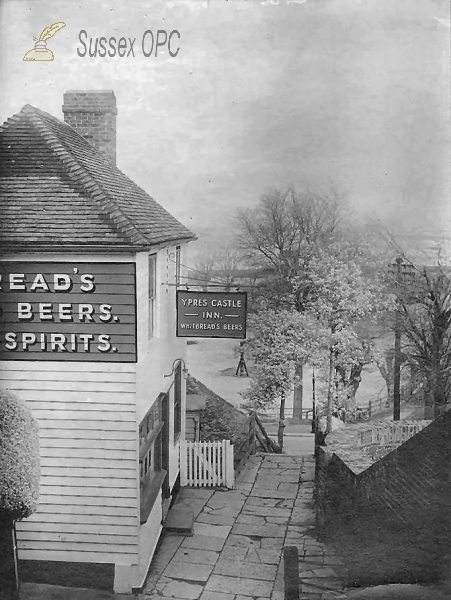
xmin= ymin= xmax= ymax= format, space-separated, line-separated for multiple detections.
xmin=62 ymin=90 xmax=117 ymax=165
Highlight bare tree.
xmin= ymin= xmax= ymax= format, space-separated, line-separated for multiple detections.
xmin=236 ymin=186 xmax=343 ymax=292
xmin=193 ymin=245 xmax=244 ymax=289
xmin=398 ymin=265 xmax=451 ymax=418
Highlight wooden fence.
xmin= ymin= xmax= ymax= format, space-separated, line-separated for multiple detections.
xmin=357 ymin=420 xmax=432 ymax=447
xmin=180 ymin=412 xmax=282 ymax=487
xmin=367 ymin=382 xmax=424 ymax=419
xmin=233 ymin=411 xmax=282 ymax=475
xmin=180 ymin=439 xmax=235 ymax=488
xmin=259 ymin=407 xmax=313 ymax=420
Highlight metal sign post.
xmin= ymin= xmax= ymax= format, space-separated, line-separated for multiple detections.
xmin=235 ymin=342 xmax=248 ymax=376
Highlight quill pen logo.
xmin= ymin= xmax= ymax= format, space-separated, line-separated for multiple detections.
xmin=23 ymin=22 xmax=66 ymax=61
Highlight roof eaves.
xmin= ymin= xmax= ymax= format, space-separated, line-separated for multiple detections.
xmin=149 ymin=234 xmax=199 ymax=251
xmin=0 ymin=241 xmax=149 ymax=253
xmin=0 ymin=113 xmax=22 ymax=133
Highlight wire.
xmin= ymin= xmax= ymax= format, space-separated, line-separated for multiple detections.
xmin=167 ymin=252 xmax=245 ymax=287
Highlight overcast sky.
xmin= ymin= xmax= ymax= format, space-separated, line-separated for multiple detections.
xmin=1 ymin=0 xmax=449 ymax=256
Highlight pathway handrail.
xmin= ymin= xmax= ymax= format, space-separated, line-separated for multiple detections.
xmin=233 ymin=410 xmax=282 ymax=474
xmin=254 ymin=412 xmax=282 ymax=453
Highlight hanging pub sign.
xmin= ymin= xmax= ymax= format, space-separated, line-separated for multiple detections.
xmin=176 ymin=290 xmax=247 ymax=339
xmin=0 ymin=262 xmax=137 ymax=362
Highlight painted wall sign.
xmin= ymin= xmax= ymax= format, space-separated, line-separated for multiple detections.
xmin=0 ymin=262 xmax=136 ymax=362
xmin=176 ymin=291 xmax=247 ymax=339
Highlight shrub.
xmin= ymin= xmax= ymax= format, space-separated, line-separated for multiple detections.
xmin=0 ymin=391 xmax=40 ymax=521
xmin=200 ymin=397 xmax=241 ymax=441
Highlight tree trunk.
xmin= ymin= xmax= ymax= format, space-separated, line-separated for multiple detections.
xmin=278 ymin=392 xmax=286 ymax=449
xmin=377 ymin=354 xmax=394 ymax=407
xmin=423 ymin=380 xmax=434 ymax=420
xmin=386 ymin=378 xmax=394 ymax=407
xmin=336 ymin=363 xmax=364 ymax=407
xmin=0 ymin=517 xmax=18 ymax=600
xmin=293 ymin=364 xmax=303 ymax=419
xmin=326 ymin=347 xmax=335 ymax=434
xmin=346 ymin=364 xmax=363 ymax=403
xmin=433 ymin=367 xmax=447 ymax=418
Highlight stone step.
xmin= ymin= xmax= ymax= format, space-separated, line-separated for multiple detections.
xmin=162 ymin=497 xmax=171 ymax=521
xmin=163 ymin=507 xmax=194 ymax=536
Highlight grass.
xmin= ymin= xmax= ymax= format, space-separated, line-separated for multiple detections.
xmin=186 ymin=338 xmax=393 ymax=416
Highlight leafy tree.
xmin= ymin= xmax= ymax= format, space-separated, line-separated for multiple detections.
xmin=241 ymin=308 xmax=316 ymax=447
xmin=297 ymin=248 xmax=385 ymax=432
xmin=236 ymin=186 xmax=346 ymax=417
xmin=0 ymin=391 xmax=40 ymax=598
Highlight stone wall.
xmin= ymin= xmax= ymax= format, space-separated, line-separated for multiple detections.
xmin=315 ymin=411 xmax=451 ymax=549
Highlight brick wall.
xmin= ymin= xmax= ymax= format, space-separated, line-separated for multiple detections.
xmin=315 ymin=411 xmax=451 ymax=550
xmin=62 ymin=90 xmax=117 ymax=164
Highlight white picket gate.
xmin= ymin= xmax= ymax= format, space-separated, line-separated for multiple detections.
xmin=180 ymin=439 xmax=235 ymax=489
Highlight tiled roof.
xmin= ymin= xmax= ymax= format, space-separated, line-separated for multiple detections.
xmin=0 ymin=105 xmax=196 ymax=251
xmin=186 ymin=374 xmax=204 ymax=396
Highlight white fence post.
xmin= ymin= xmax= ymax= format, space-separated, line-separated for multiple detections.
xmin=225 ymin=440 xmax=235 ymax=489
xmin=180 ymin=439 xmax=187 ymax=486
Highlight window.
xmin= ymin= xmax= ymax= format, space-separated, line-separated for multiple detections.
xmin=173 ymin=361 xmax=182 ymax=443
xmin=148 ymin=253 xmax=157 ymax=338
xmin=175 ymin=245 xmax=181 ymax=288
xmin=139 ymin=395 xmax=166 ymax=524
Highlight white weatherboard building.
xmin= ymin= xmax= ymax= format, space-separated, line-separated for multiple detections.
xmin=0 ymin=90 xmax=196 ymax=593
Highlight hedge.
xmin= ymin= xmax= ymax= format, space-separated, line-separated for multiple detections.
xmin=0 ymin=391 xmax=40 ymax=521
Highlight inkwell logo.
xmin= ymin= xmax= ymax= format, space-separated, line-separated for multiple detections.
xmin=23 ymin=22 xmax=66 ymax=61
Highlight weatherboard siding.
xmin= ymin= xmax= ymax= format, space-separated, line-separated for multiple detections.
xmin=0 ymin=248 xmax=189 ymax=578
xmin=1 ymin=360 xmax=139 ymax=565
xmin=132 ymin=248 xmax=188 ymax=586
xmin=135 ymin=249 xmax=187 ymax=484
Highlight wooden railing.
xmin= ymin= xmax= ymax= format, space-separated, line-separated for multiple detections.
xmin=259 ymin=407 xmax=313 ymax=420
xmin=367 ymin=382 xmax=424 ymax=418
xmin=357 ymin=420 xmax=432 ymax=448
xmin=254 ymin=412 xmax=282 ymax=453
xmin=233 ymin=411 xmax=281 ymax=475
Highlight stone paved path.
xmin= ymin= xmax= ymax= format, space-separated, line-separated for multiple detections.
xmin=138 ymin=453 xmax=347 ymax=600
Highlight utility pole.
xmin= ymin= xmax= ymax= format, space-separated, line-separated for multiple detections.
xmin=393 ymin=257 xmax=403 ymax=421
xmin=311 ymin=367 xmax=316 ymax=434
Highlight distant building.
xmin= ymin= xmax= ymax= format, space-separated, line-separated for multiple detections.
xmin=0 ymin=91 xmax=196 ymax=593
